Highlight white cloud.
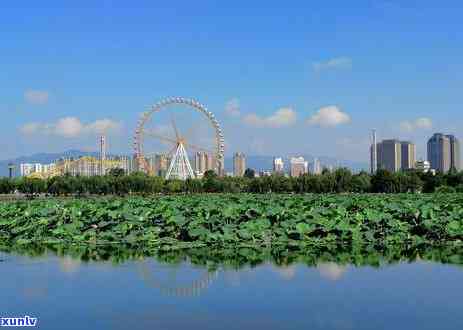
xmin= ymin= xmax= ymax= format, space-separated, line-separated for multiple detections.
xmin=19 ymin=123 xmax=45 ymax=135
xmin=307 ymin=106 xmax=351 ymax=128
xmin=85 ymin=119 xmax=121 ymax=134
xmin=24 ymin=90 xmax=49 ymax=105
xmin=54 ymin=117 xmax=84 ymax=137
xmin=225 ymin=98 xmax=240 ymax=117
xmin=399 ymin=117 xmax=432 ymax=132
xmin=19 ymin=117 xmax=122 ymax=138
xmin=312 ymin=57 xmax=352 ymax=72
xmin=243 ymin=107 xmax=296 ymax=128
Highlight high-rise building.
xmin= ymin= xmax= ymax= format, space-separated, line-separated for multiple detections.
xmin=377 ymin=139 xmax=402 ymax=172
xmin=154 ymin=153 xmax=169 ymax=177
xmin=117 ymin=156 xmax=134 ymax=175
xmin=146 ymin=155 xmax=157 ymax=175
xmin=206 ymin=153 xmax=216 ymax=173
xmin=370 ymin=129 xmax=377 ymax=174
xmin=446 ymin=134 xmax=460 ymax=171
xmin=400 ymin=141 xmax=416 ymax=170
xmin=312 ymin=158 xmax=322 ymax=175
xmin=99 ymin=135 xmax=107 ymax=175
xmin=233 ymin=153 xmax=246 ymax=177
xmin=427 ymin=133 xmax=451 ymax=173
xmin=8 ymin=163 xmax=15 ymax=178
xmin=194 ymin=151 xmax=208 ymax=176
xmin=273 ymin=157 xmax=284 ymax=174
xmin=374 ymin=139 xmax=415 ymax=172
xmin=290 ymin=157 xmax=308 ymax=177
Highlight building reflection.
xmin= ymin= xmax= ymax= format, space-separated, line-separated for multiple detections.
xmin=137 ymin=261 xmax=219 ymax=297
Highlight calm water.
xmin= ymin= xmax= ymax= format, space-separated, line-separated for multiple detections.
xmin=1 ymin=251 xmax=463 ymax=330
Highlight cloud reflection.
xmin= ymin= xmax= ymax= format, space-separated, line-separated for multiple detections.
xmin=317 ymin=262 xmax=347 ymax=281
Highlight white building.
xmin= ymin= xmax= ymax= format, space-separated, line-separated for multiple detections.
xmin=259 ymin=170 xmax=272 ymax=177
xmin=273 ymin=157 xmax=284 ymax=174
xmin=233 ymin=153 xmax=246 ymax=177
xmin=20 ymin=162 xmax=57 ymax=177
xmin=20 ymin=163 xmax=39 ymax=176
xmin=312 ymin=158 xmax=322 ymax=175
xmin=415 ymin=160 xmax=431 ymax=173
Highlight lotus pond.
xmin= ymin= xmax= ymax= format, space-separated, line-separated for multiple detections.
xmin=1 ymin=194 xmax=463 ymax=249
xmin=2 ymin=194 xmax=463 ymax=329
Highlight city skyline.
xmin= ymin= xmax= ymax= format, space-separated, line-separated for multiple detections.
xmin=2 ymin=2 xmax=463 ymax=162
xmin=13 ymin=131 xmax=462 ymax=181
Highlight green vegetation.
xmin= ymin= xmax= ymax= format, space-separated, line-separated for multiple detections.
xmin=2 ymin=242 xmax=463 ymax=268
xmin=2 ymin=168 xmax=463 ymax=195
xmin=1 ymin=194 xmax=463 ymax=251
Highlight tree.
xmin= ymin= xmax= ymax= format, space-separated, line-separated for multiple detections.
xmin=371 ymin=169 xmax=397 ymax=193
xmin=185 ymin=178 xmax=203 ymax=193
xmin=319 ymin=171 xmax=336 ymax=193
xmin=351 ymin=171 xmax=371 ymax=193
xmin=0 ymin=178 xmax=14 ymax=194
xmin=422 ymin=171 xmax=444 ymax=193
xmin=435 ymin=185 xmax=456 ymax=193
xmin=244 ymin=168 xmax=255 ymax=179
xmin=334 ymin=168 xmax=353 ymax=193
xmin=108 ymin=168 xmax=126 ymax=177
xmin=203 ymin=170 xmax=217 ymax=180
xmin=203 ymin=170 xmax=220 ymax=192
xmin=404 ymin=171 xmax=423 ymax=193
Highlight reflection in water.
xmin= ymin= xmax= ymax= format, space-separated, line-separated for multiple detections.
xmin=2 ymin=243 xmax=463 ymax=330
xmin=274 ymin=265 xmax=297 ymax=280
xmin=317 ymin=262 xmax=347 ymax=281
xmin=2 ymin=241 xmax=463 ymax=274
xmin=59 ymin=256 xmax=82 ymax=275
xmin=22 ymin=286 xmax=48 ymax=300
xmin=223 ymin=270 xmax=243 ymax=287
xmin=137 ymin=261 xmax=219 ymax=297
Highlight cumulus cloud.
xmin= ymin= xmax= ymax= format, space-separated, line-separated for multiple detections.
xmin=85 ymin=119 xmax=122 ymax=134
xmin=19 ymin=117 xmax=122 ymax=138
xmin=19 ymin=123 xmax=46 ymax=135
xmin=312 ymin=57 xmax=352 ymax=72
xmin=53 ymin=117 xmax=84 ymax=137
xmin=24 ymin=90 xmax=49 ymax=105
xmin=307 ymin=106 xmax=351 ymax=128
xmin=225 ymin=98 xmax=241 ymax=117
xmin=399 ymin=117 xmax=433 ymax=132
xmin=243 ymin=108 xmax=296 ymax=128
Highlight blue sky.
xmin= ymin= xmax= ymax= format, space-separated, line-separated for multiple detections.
xmin=1 ymin=1 xmax=463 ymax=161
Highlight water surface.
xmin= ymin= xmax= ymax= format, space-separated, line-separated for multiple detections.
xmin=1 ymin=251 xmax=462 ymax=330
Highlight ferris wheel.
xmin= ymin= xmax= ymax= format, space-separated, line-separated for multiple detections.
xmin=133 ymin=97 xmax=225 ymax=180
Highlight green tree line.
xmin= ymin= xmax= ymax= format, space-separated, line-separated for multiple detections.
xmin=1 ymin=168 xmax=463 ymax=196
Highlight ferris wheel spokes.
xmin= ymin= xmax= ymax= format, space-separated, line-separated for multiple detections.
xmin=144 ymin=129 xmax=214 ymax=155
xmin=134 ymin=97 xmax=225 ymax=178
xmin=143 ymin=129 xmax=177 ymax=145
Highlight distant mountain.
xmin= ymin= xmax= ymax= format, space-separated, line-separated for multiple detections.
xmin=1 ymin=150 xmax=369 ymax=177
